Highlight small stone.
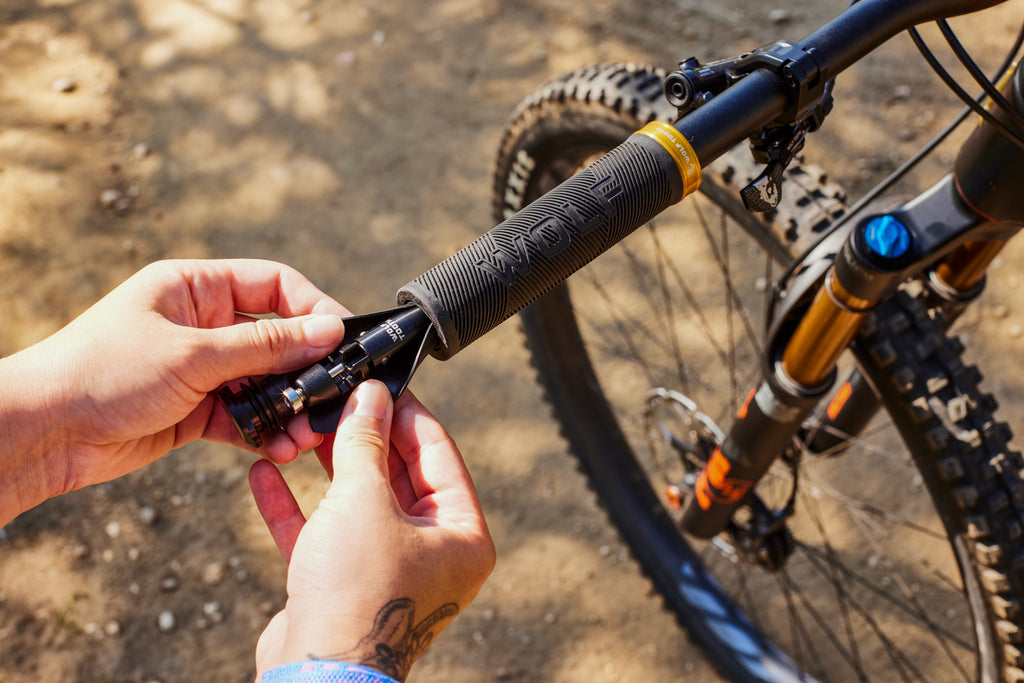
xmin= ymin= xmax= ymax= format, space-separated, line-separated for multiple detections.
xmin=202 ymin=601 xmax=224 ymax=623
xmin=299 ymin=9 xmax=315 ymax=23
xmin=481 ymin=608 xmax=496 ymax=621
xmin=100 ymin=188 xmax=123 ymax=208
xmin=1011 ymin=324 xmax=1023 ymax=339
xmin=72 ymin=543 xmax=90 ymax=560
xmin=101 ymin=549 xmax=115 ymax=563
xmin=992 ymin=304 xmax=1010 ymax=319
xmin=83 ymin=622 xmax=101 ymax=636
xmin=128 ymin=547 xmax=140 ymax=562
xmin=335 ymin=50 xmax=357 ymax=67
xmin=128 ymin=583 xmax=141 ymax=596
xmin=157 ymin=610 xmax=176 ymax=632
xmin=543 ymin=612 xmax=557 ymax=624
xmin=104 ymin=620 xmax=121 ymax=636
xmin=104 ymin=521 xmax=121 ymax=539
xmin=52 ymin=77 xmax=77 ymax=93
xmin=372 ymin=31 xmax=385 ymax=46
xmin=132 ymin=142 xmax=151 ymax=159
xmin=138 ymin=506 xmax=157 ymax=526
xmin=159 ymin=575 xmax=179 ymax=592
xmin=202 ymin=561 xmax=227 ymax=585
xmin=768 ymin=9 xmax=791 ymax=24
xmin=892 ymin=84 xmax=913 ymax=101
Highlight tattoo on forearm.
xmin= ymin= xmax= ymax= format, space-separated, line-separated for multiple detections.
xmin=318 ymin=598 xmax=459 ymax=681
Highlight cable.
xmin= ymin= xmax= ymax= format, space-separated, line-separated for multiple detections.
xmin=908 ymin=24 xmax=1024 ymax=152
xmin=938 ymin=19 xmax=1024 ymax=140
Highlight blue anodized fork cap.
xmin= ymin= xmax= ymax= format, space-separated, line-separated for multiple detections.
xmin=862 ymin=215 xmax=911 ymax=259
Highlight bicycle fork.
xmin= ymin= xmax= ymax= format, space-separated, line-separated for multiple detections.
xmin=681 ymin=198 xmax=1018 ymax=542
xmin=681 ymin=213 xmax=920 ymax=538
xmin=681 ymin=60 xmax=1024 ymax=540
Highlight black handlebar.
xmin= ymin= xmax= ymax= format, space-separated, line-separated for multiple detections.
xmin=218 ymin=0 xmax=1016 ymax=446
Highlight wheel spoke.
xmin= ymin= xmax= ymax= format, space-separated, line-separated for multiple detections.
xmin=501 ymin=69 xmax=1001 ymax=680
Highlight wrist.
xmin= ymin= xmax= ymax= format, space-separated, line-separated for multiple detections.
xmin=260 ymin=661 xmax=398 ymax=683
xmin=0 ymin=342 xmax=75 ymax=524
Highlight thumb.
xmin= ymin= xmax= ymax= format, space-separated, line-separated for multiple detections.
xmin=328 ymin=380 xmax=395 ymax=489
xmin=190 ymin=313 xmax=345 ymax=385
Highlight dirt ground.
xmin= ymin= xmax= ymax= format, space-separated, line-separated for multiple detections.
xmin=3 ymin=1 xmax=1024 ymax=682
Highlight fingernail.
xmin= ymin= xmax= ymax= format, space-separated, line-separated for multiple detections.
xmin=350 ymin=381 xmax=391 ymax=420
xmin=301 ymin=314 xmax=344 ymax=348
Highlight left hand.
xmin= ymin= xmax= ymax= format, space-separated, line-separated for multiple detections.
xmin=249 ymin=381 xmax=495 ymax=681
xmin=0 ymin=259 xmax=349 ymax=525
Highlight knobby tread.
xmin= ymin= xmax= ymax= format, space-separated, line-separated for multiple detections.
xmin=858 ymin=292 xmax=1024 ymax=680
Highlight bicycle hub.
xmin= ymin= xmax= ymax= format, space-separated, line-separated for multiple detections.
xmin=219 ymin=305 xmax=435 ymax=448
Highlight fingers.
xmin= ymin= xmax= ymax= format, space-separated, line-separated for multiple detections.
xmin=175 ymin=259 xmax=352 ymax=323
xmin=249 ymin=459 xmax=306 ymax=562
xmin=191 ymin=313 xmax=346 ymax=384
xmin=148 ymin=259 xmax=350 ymax=384
xmin=327 ymin=381 xmax=394 ymax=492
xmin=390 ymin=391 xmax=478 ymax=507
xmin=313 ymin=431 xmax=336 ymax=480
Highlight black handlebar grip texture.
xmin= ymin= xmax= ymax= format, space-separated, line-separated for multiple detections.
xmin=398 ymin=125 xmax=700 ymax=360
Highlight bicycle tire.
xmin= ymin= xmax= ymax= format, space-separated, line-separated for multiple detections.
xmin=493 ymin=63 xmax=1024 ymax=682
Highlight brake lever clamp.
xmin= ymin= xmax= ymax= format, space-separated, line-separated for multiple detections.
xmin=664 ymin=41 xmax=834 ymax=212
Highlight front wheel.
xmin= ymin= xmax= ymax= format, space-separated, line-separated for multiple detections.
xmin=494 ymin=64 xmax=1024 ymax=682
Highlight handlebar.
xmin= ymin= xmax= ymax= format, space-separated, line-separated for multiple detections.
xmin=398 ymin=0 xmax=1013 ymax=360
xmin=219 ymin=0 xmax=1016 ymax=446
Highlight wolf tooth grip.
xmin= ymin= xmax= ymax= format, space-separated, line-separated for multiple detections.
xmin=398 ymin=123 xmax=701 ymax=360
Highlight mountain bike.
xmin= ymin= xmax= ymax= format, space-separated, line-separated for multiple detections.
xmin=219 ymin=0 xmax=1024 ymax=680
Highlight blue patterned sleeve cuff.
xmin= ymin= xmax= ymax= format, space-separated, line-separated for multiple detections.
xmin=260 ymin=661 xmax=399 ymax=683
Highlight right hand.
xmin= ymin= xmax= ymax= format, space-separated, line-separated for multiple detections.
xmin=249 ymin=380 xmax=496 ymax=681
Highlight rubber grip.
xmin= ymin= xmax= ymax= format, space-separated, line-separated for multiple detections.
xmin=398 ymin=133 xmax=687 ymax=360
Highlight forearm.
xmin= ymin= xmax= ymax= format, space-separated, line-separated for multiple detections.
xmin=0 ymin=341 xmax=74 ymax=526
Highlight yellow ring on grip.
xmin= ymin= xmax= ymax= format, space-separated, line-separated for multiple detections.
xmin=636 ymin=121 xmax=702 ymax=198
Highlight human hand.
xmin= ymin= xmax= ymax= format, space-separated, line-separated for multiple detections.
xmin=249 ymin=380 xmax=495 ymax=681
xmin=0 ymin=259 xmax=348 ymax=525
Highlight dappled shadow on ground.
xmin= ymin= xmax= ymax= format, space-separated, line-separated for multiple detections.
xmin=3 ymin=0 xmax=1024 ymax=681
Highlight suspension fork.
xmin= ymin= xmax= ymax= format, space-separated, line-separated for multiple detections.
xmin=803 ymin=238 xmax=1004 ymax=457
xmin=803 ymin=61 xmax=1024 ymax=457
xmin=681 ymin=215 xmax=914 ymax=538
